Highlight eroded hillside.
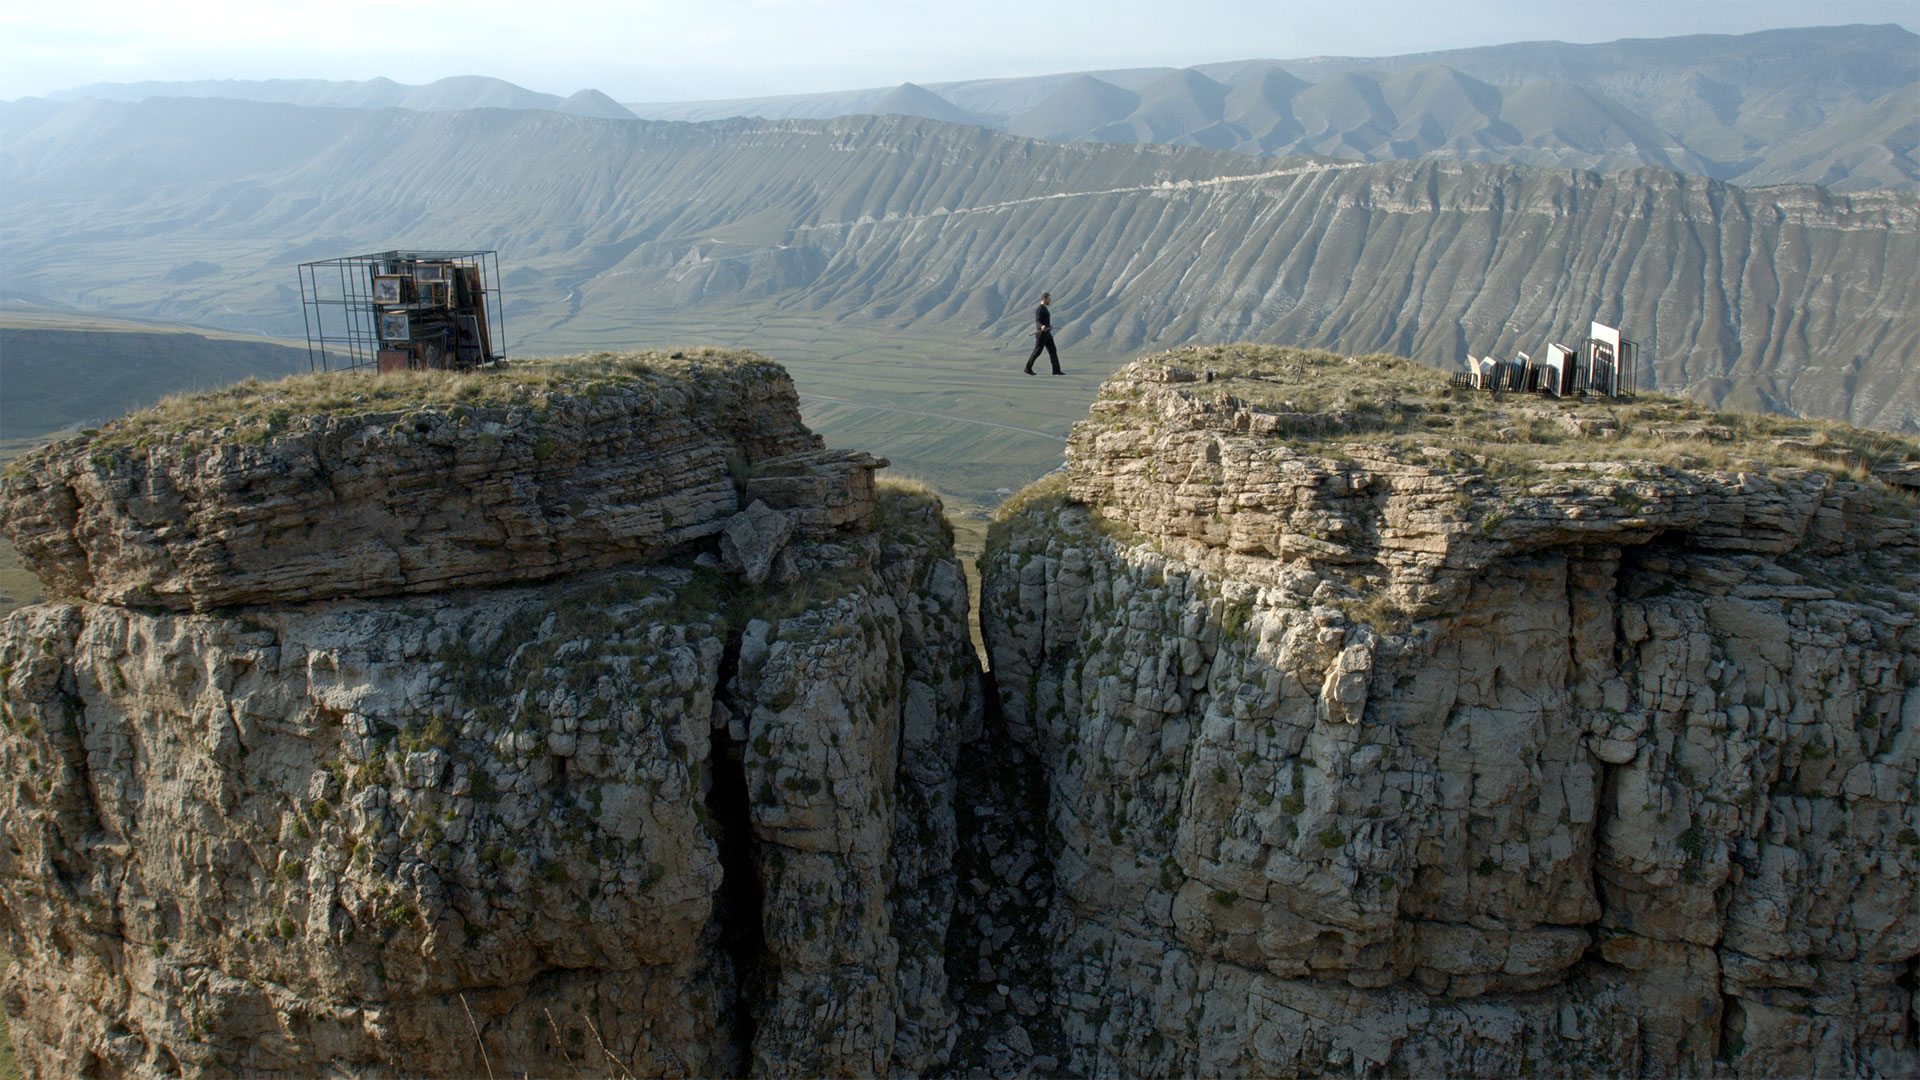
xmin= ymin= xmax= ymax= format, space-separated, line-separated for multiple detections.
xmin=630 ymin=26 xmax=1919 ymax=194
xmin=3 ymin=102 xmax=1916 ymax=432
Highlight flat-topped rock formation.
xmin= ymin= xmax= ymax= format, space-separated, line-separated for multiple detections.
xmin=5 ymin=341 xmax=1917 ymax=1078
xmin=0 ymin=350 xmax=882 ymax=611
xmin=975 ymin=345 xmax=1920 ymax=1077
xmin=1070 ymin=350 xmax=1920 ymax=619
xmin=0 ymin=352 xmax=978 ymax=1078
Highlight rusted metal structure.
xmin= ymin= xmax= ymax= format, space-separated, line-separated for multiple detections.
xmin=298 ymin=250 xmax=505 ymax=372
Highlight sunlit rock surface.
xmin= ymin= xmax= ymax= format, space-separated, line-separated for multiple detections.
xmin=5 ymin=343 xmax=1916 ymax=1078
xmin=975 ymin=349 xmax=1920 ymax=1077
xmin=0 ymin=353 xmax=978 ymax=1078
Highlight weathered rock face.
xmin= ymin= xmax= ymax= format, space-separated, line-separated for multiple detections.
xmin=9 ymin=343 xmax=1918 ymax=1078
xmin=978 ymin=356 xmax=1920 ymax=1077
xmin=0 ymin=352 xmax=833 ymax=611
xmin=0 ymin=353 xmax=979 ymax=1078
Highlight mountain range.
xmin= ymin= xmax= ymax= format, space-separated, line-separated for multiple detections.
xmin=3 ymin=95 xmax=1914 ymax=437
xmin=632 ymin=25 xmax=1918 ymax=192
xmin=27 ymin=26 xmax=1915 ymax=192
xmin=43 ymin=75 xmax=637 ymax=119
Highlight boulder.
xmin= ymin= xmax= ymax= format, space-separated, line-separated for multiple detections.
xmin=719 ymin=499 xmax=793 ymax=585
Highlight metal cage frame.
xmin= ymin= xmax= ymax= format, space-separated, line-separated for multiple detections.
xmin=1451 ymin=322 xmax=1642 ymax=399
xmin=297 ymin=250 xmax=506 ymax=372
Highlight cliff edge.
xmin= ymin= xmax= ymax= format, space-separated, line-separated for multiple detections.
xmin=5 ymin=343 xmax=1918 ymax=1078
xmin=977 ymin=346 xmax=1920 ymax=1077
xmin=0 ymin=352 xmax=980 ymax=1077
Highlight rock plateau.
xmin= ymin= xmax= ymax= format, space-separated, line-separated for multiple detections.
xmin=3 ymin=344 xmax=1917 ymax=1078
xmin=977 ymin=347 xmax=1920 ymax=1077
xmin=0 ymin=352 xmax=978 ymax=1077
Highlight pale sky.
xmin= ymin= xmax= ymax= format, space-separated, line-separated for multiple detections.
xmin=1 ymin=0 xmax=1914 ymax=103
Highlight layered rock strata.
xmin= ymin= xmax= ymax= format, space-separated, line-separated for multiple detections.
xmin=979 ymin=352 xmax=1920 ymax=1077
xmin=0 ymin=353 xmax=828 ymax=610
xmin=0 ymin=352 xmax=979 ymax=1078
xmin=8 ymin=341 xmax=1918 ymax=1078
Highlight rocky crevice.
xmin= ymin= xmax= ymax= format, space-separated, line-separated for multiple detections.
xmin=3 ymin=346 xmax=1917 ymax=1077
xmin=705 ymin=625 xmax=766 ymax=1076
xmin=943 ymin=671 xmax=1065 ymax=1076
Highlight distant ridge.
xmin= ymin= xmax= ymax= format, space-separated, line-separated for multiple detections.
xmin=30 ymin=27 xmax=1912 ymax=189
xmin=1128 ymin=69 xmax=1230 ymax=144
xmin=1261 ymin=23 xmax=1916 ymax=95
xmin=865 ymin=83 xmax=985 ymax=125
xmin=556 ymin=88 xmax=641 ymax=120
xmin=1738 ymin=83 xmax=1920 ymax=190
xmin=42 ymin=74 xmax=638 ymax=119
xmin=625 ymin=25 xmax=1920 ymax=191
xmin=1005 ymin=75 xmax=1139 ymax=142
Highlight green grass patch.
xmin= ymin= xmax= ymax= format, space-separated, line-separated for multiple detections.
xmin=0 ymin=318 xmax=312 ymax=451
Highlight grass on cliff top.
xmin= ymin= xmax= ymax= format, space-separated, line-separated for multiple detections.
xmin=874 ymin=475 xmax=957 ymax=553
xmin=986 ymin=469 xmax=1147 ymax=558
xmin=1123 ymin=344 xmax=1920 ymax=491
xmin=5 ymin=349 xmax=783 ymax=472
xmin=992 ymin=470 xmax=1070 ymax=523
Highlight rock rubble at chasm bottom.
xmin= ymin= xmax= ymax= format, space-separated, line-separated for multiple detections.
xmin=974 ymin=348 xmax=1920 ymax=1077
xmin=0 ymin=351 xmax=981 ymax=1078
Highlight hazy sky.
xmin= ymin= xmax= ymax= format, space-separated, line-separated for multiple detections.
xmin=1 ymin=0 xmax=1914 ymax=102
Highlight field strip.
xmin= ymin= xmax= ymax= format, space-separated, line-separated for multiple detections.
xmin=791 ymin=160 xmax=1364 ymax=233
xmin=798 ymin=394 xmax=1068 ymax=441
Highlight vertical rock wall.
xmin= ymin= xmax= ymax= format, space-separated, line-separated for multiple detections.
xmin=7 ymin=344 xmax=1916 ymax=1078
xmin=975 ymin=357 xmax=1920 ymax=1077
xmin=0 ymin=354 xmax=978 ymax=1078
xmin=2 ymin=580 xmax=739 ymax=1077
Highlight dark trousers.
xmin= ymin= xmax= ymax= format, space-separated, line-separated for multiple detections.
xmin=1026 ymin=331 xmax=1060 ymax=373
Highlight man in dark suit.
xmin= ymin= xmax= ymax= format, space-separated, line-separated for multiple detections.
xmin=1025 ymin=291 xmax=1062 ymax=375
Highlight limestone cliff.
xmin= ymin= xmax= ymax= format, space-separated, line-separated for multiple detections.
xmin=977 ymin=347 xmax=1920 ymax=1077
xmin=6 ymin=343 xmax=1919 ymax=1079
xmin=0 ymin=352 xmax=979 ymax=1077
